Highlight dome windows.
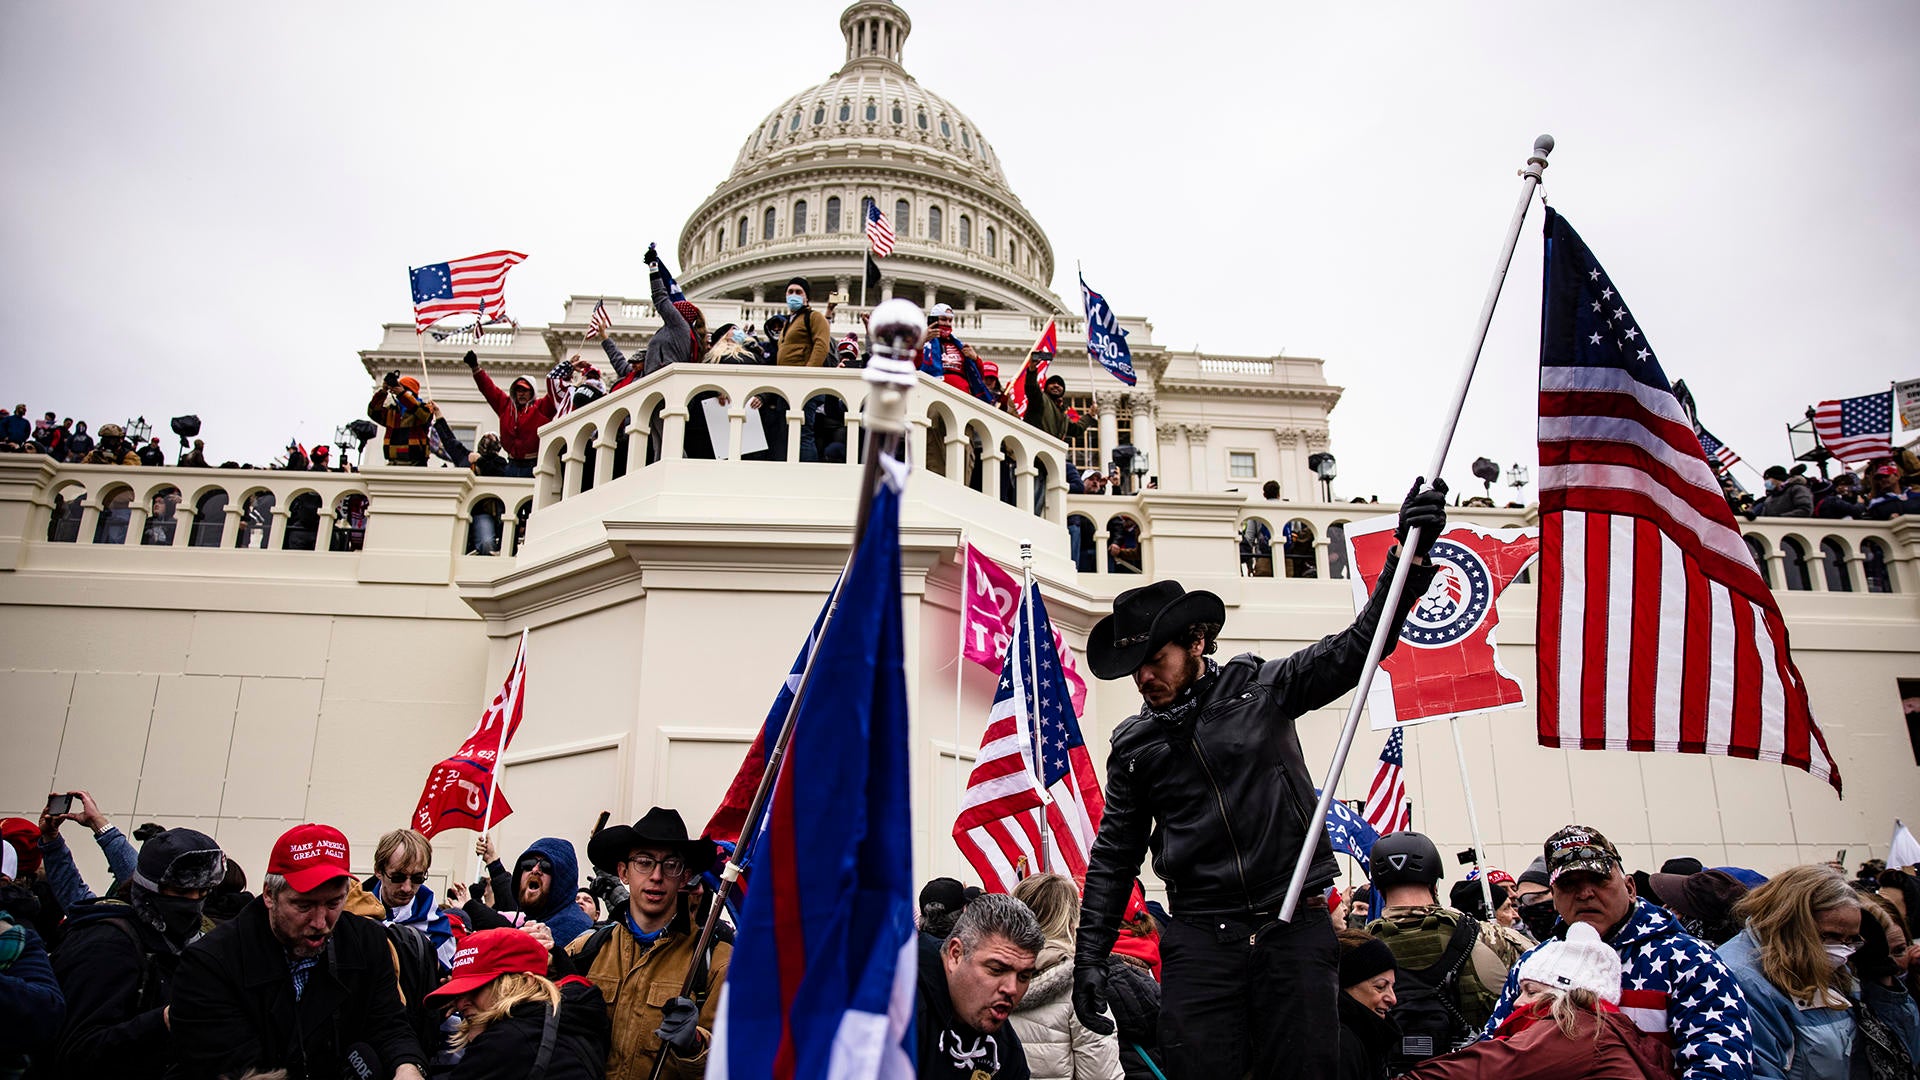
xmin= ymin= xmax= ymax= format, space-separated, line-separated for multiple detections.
xmin=916 ymin=109 xmax=929 ymax=130
xmin=959 ymin=215 xmax=971 ymax=247
xmin=940 ymin=118 xmax=952 ymax=138
xmin=961 ymin=127 xmax=972 ymax=149
xmin=890 ymin=102 xmax=903 ymax=125
xmin=826 ymin=196 xmax=842 ymax=233
xmin=986 ymin=226 xmax=996 ymax=257
xmin=1009 ymin=238 xmax=1018 ymax=267
xmin=737 ymin=216 xmax=748 ymax=248
xmin=928 ymin=206 xmax=942 ymax=241
xmin=793 ymin=200 xmax=808 ymax=235
xmin=895 ymin=199 xmax=910 ymax=236
xmin=767 ymin=118 xmax=780 ymax=142
xmin=790 ymin=110 xmax=802 ymax=132
xmin=839 ymin=101 xmax=852 ymax=122
xmin=813 ymin=105 xmax=826 ymax=126
xmin=865 ymin=100 xmax=878 ymax=122
xmin=763 ymin=207 xmax=776 ymax=241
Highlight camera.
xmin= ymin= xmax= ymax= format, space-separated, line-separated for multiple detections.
xmin=45 ymin=792 xmax=74 ymax=817
xmin=587 ymin=869 xmax=628 ymax=911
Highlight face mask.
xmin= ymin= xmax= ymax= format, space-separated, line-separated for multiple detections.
xmin=151 ymin=894 xmax=208 ymax=944
xmin=1824 ymin=942 xmax=1857 ymax=968
xmin=786 ymin=295 xmax=804 ymax=312
xmin=1519 ymin=899 xmax=1559 ymax=940
xmin=731 ymin=329 xmax=748 ymax=344
xmin=1765 ymin=479 xmax=1779 ymax=492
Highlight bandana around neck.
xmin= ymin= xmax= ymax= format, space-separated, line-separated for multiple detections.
xmin=1141 ymin=657 xmax=1220 ymax=726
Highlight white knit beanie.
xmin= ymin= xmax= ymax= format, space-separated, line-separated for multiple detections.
xmin=1516 ymin=921 xmax=1622 ymax=1004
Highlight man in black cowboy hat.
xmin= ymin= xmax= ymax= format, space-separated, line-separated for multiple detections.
xmin=570 ymin=807 xmax=727 ymax=1079
xmin=1072 ymin=480 xmax=1449 ymax=1079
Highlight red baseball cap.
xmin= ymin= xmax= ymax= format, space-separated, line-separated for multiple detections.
xmin=1 ymin=818 xmax=42 ymax=878
xmin=428 ymin=928 xmax=551 ymax=1001
xmin=267 ymin=823 xmax=353 ymax=893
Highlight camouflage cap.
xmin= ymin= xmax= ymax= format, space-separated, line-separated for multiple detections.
xmin=1544 ymin=824 xmax=1622 ymax=885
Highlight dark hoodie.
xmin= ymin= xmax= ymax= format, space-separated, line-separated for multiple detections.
xmin=50 ymin=897 xmax=183 ymax=1078
xmin=446 ymin=978 xmax=610 ymax=1080
xmin=515 ymin=839 xmax=589 ymax=947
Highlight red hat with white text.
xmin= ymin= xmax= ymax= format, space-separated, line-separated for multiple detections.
xmin=267 ymin=823 xmax=353 ymax=893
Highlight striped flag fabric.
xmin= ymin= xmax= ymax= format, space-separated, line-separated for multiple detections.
xmin=409 ymin=250 xmax=526 ymax=331
xmin=1811 ymin=390 xmax=1894 ymax=464
xmin=1695 ymin=427 xmax=1741 ymax=474
xmin=411 ymin=630 xmax=527 ymax=838
xmin=865 ymin=202 xmax=896 ymax=258
xmin=1363 ymin=729 xmax=1412 ymax=833
xmin=585 ymin=299 xmax=612 ymax=340
xmin=1535 ymin=208 xmax=1839 ymax=792
xmin=954 ymin=583 xmax=1105 ymax=893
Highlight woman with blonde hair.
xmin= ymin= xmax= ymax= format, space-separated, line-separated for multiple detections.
xmin=1718 ymin=864 xmax=1863 ymax=1078
xmin=1009 ymin=873 xmax=1124 ymax=1080
xmin=426 ymin=927 xmax=609 ymax=1079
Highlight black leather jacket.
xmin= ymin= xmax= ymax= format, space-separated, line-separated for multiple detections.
xmin=1077 ymin=555 xmax=1435 ymax=961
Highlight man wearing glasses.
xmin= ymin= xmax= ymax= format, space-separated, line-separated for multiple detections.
xmin=571 ymin=807 xmax=728 ymax=1079
xmin=368 ymin=828 xmax=457 ymax=971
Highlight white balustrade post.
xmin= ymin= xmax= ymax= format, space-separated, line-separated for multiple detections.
xmin=266 ymin=505 xmax=289 ymax=550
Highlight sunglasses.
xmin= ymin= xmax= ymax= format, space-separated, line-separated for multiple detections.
xmin=383 ymin=871 xmax=428 ymax=886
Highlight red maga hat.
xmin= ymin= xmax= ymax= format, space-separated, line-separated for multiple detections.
xmin=428 ymin=928 xmax=551 ymax=1001
xmin=267 ymin=823 xmax=352 ymax=893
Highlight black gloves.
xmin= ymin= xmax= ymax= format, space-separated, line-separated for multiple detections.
xmin=643 ymin=243 xmax=661 ymax=268
xmin=1395 ymin=477 xmax=1449 ymax=560
xmin=463 ymin=350 xmax=478 ymax=369
xmin=655 ymin=995 xmax=703 ymax=1056
xmin=1071 ymin=961 xmax=1115 ymax=1036
xmin=383 ymin=371 xmax=400 ymax=389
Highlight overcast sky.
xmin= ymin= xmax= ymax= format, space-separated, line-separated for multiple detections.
xmin=3 ymin=1 xmax=1915 ymax=498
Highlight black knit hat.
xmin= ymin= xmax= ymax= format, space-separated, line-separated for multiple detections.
xmin=1338 ymin=935 xmax=1397 ymax=988
xmin=786 ymin=276 xmax=811 ymax=297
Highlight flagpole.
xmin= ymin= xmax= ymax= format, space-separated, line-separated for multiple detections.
xmin=1020 ymin=539 xmax=1050 ymax=874
xmin=1278 ymin=134 xmax=1553 ymax=923
xmin=647 ymin=300 xmax=926 ymax=1080
xmin=1078 ymin=259 xmax=1097 ymax=388
xmin=1448 ymin=717 xmax=1497 ymax=921
xmin=474 ymin=627 xmax=525 ymax=888
xmin=955 ymin=533 xmax=969 ymax=843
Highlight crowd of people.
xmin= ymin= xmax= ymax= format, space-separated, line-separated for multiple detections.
xmin=1731 ymin=453 xmax=1920 ymax=522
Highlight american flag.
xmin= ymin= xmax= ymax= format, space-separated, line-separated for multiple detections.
xmin=547 ymin=359 xmax=577 ymax=419
xmin=866 ymin=202 xmax=896 ymax=258
xmin=409 ymin=250 xmax=526 ymax=332
xmin=1363 ymin=729 xmax=1412 ymax=833
xmin=954 ymin=583 xmax=1104 ymax=892
xmin=1536 ymin=208 xmax=1839 ymax=792
xmin=585 ymin=299 xmax=612 ymax=340
xmin=1695 ymin=426 xmax=1741 ymax=474
xmin=1812 ymin=390 xmax=1894 ymax=464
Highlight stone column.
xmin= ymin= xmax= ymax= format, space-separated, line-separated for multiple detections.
xmin=172 ymin=508 xmax=197 ymax=549
xmin=265 ymin=505 xmax=289 ymax=550
xmin=1094 ymin=390 xmax=1123 ymax=475
xmin=593 ymin=430 xmax=619 ymax=487
xmin=126 ymin=503 xmax=151 ymax=547
xmin=662 ymin=409 xmax=689 ymax=461
xmin=1185 ymin=423 xmax=1211 ymax=491
xmin=221 ymin=504 xmax=244 ymax=548
xmin=1156 ymin=423 xmax=1184 ymax=493
xmin=923 ymin=284 xmax=937 ymax=310
xmin=944 ymin=434 xmax=967 ymax=483
xmin=752 ymin=284 xmax=766 ymax=304
xmin=881 ymin=276 xmax=896 ymax=303
xmin=562 ymin=448 xmax=587 ymax=499
xmin=1305 ymin=429 xmax=1332 ymax=503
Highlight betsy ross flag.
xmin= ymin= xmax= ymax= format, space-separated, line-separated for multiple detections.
xmin=1536 ymin=208 xmax=1839 ymax=791
xmin=865 ymin=202 xmax=896 ymax=258
xmin=709 ymin=461 xmax=916 ymax=1080
xmin=1004 ymin=319 xmax=1058 ymax=420
xmin=412 ymin=631 xmax=527 ymax=837
xmin=585 ymin=299 xmax=612 ymax=340
xmin=954 ymin=583 xmax=1105 ymax=892
xmin=410 ymin=250 xmax=526 ymax=332
xmin=1811 ymin=390 xmax=1894 ymax=464
xmin=1363 ymin=729 xmax=1412 ymax=833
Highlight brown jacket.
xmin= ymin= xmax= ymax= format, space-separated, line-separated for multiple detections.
xmin=776 ymin=307 xmax=831 ymax=366
xmin=566 ymin=914 xmax=731 ymax=1080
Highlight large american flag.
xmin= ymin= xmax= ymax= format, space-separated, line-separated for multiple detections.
xmin=1536 ymin=208 xmax=1839 ymax=792
xmin=1812 ymin=390 xmax=1894 ymax=464
xmin=865 ymin=202 xmax=896 ymax=258
xmin=954 ymin=583 xmax=1104 ymax=892
xmin=1695 ymin=427 xmax=1741 ymax=475
xmin=1363 ymin=729 xmax=1412 ymax=833
xmin=585 ymin=299 xmax=612 ymax=340
xmin=409 ymin=250 xmax=526 ymax=332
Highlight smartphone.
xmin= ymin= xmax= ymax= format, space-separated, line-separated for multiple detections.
xmin=1837 ymin=849 xmax=1847 ymax=866
xmin=828 ymin=291 xmax=849 ymax=305
xmin=45 ymin=792 xmax=74 ymax=817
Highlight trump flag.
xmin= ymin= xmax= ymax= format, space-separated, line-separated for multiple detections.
xmin=412 ymin=630 xmax=527 ymax=837
xmin=960 ymin=543 xmax=1090 ymax=716
xmin=1343 ymin=517 xmax=1538 ymax=730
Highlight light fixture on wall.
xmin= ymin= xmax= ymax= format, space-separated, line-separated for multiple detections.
xmin=1308 ymin=452 xmax=1337 ymax=502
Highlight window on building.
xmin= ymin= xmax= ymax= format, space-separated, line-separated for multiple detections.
xmin=1229 ymin=451 xmax=1257 ymax=480
xmin=865 ymin=100 xmax=877 ymax=122
xmin=1009 ymin=239 xmax=1019 ymax=266
xmin=714 ymin=226 xmax=723 ymax=252
xmin=961 ymin=128 xmax=972 ymax=149
xmin=940 ymin=118 xmax=952 ymax=137
xmin=793 ymin=200 xmax=808 ymax=234
xmin=768 ymin=119 xmax=779 ymax=142
xmin=813 ymin=105 xmax=826 ymax=125
xmin=763 ymin=206 xmax=776 ymax=241
xmin=895 ymin=199 xmax=910 ymax=235
xmin=1820 ymin=537 xmax=1852 ymax=592
xmin=839 ymin=101 xmax=852 ymax=122
xmin=891 ymin=102 xmax=904 ymax=125
xmin=790 ymin=110 xmax=802 ymax=132
xmin=1745 ymin=535 xmax=1771 ymax=587
xmin=986 ymin=226 xmax=996 ymax=256
xmin=1066 ymin=393 xmax=1101 ymax=472
xmin=1780 ymin=537 xmax=1812 ymax=591
xmin=959 ymin=215 xmax=971 ymax=247
xmin=826 ymin=196 xmax=842 ymax=232
xmin=737 ymin=216 xmax=748 ymax=248
xmin=917 ymin=109 xmax=929 ymax=130
xmin=928 ymin=206 xmax=942 ymax=241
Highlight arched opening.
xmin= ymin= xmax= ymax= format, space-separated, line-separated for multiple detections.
xmin=93 ymin=486 xmax=134 ymax=545
xmin=511 ymin=498 xmax=533 ymax=555
xmin=1862 ymin=538 xmax=1894 ymax=593
xmin=998 ymin=437 xmax=1022 ymax=507
xmin=964 ymin=421 xmax=991 ymax=494
xmin=928 ymin=205 xmax=942 ymax=242
xmin=1239 ymin=516 xmax=1274 ymax=577
xmin=467 ymin=496 xmax=505 ymax=556
xmin=959 ymin=215 xmax=971 ymax=248
xmin=330 ymin=492 xmax=369 ymax=552
xmin=189 ymin=489 xmax=228 ymax=547
xmin=577 ymin=425 xmax=599 ymax=492
xmin=1282 ymin=519 xmax=1318 ymax=578
xmin=826 ymin=196 xmax=842 ymax=233
xmin=1819 ymin=537 xmax=1853 ymax=592
xmin=1327 ymin=522 xmax=1350 ymax=580
xmin=610 ymin=414 xmax=633 ymax=479
xmin=793 ymin=199 xmax=808 ymax=235
xmin=925 ymin=412 xmax=949 ymax=479
xmin=1780 ymin=536 xmax=1812 ymax=591
xmin=1106 ymin=514 xmax=1143 ymax=574
xmin=235 ymin=490 xmax=275 ymax=548
xmin=1744 ymin=535 xmax=1771 ymax=587
xmin=282 ymin=492 xmax=324 ymax=551
xmin=1010 ymin=238 xmax=1019 ymax=267
xmin=736 ymin=216 xmax=748 ymax=248
xmin=763 ymin=206 xmax=776 ymax=241
xmin=986 ymin=226 xmax=997 ymax=257
xmin=540 ymin=439 xmax=567 ymax=504
xmin=1069 ymin=513 xmax=1097 ymax=573
xmin=744 ymin=389 xmax=789 ymax=462
xmin=895 ymin=199 xmax=911 ymax=236
xmin=143 ymin=486 xmax=182 ymax=546
xmin=47 ymin=481 xmax=87 ymax=543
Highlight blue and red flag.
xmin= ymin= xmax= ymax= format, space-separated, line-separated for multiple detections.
xmin=710 ymin=463 xmax=916 ymax=1080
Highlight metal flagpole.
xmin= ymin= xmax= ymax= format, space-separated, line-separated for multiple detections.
xmin=474 ymin=627 xmax=526 ymax=888
xmin=1279 ymin=135 xmax=1553 ymax=922
xmin=1078 ymin=260 xmax=1098 ymax=388
xmin=954 ymin=532 xmax=969 ymax=835
xmin=1449 ymin=717 xmax=1497 ymax=920
xmin=646 ymin=300 xmax=927 ymax=1080
xmin=1020 ymin=539 xmax=1050 ymax=873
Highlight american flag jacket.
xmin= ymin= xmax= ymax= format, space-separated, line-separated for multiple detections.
xmin=1483 ymin=897 xmax=1753 ymax=1079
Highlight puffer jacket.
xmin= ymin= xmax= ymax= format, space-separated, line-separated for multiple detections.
xmin=1103 ymin=953 xmax=1161 ymax=1080
xmin=1754 ymin=477 xmax=1814 ymax=518
xmin=1007 ymin=945 xmax=1123 ymax=1080
xmin=1078 ymin=554 xmax=1435 ymax=960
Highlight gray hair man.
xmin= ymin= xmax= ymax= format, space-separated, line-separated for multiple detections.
xmin=917 ymin=891 xmax=1043 ymax=1078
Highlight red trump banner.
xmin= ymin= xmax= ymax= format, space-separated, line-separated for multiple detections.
xmin=1343 ymin=516 xmax=1539 ymax=730
xmin=413 ymin=631 xmax=528 ymax=837
xmin=961 ymin=542 xmax=1089 ymax=715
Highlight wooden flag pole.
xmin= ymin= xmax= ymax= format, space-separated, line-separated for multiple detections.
xmin=1278 ymin=135 xmax=1553 ymax=922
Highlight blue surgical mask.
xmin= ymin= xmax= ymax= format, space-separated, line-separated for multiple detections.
xmin=786 ymin=295 xmax=804 ymax=312
xmin=731 ymin=329 xmax=748 ymax=344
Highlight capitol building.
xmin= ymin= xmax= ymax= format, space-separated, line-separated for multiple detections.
xmin=3 ymin=1 xmax=1914 ymax=898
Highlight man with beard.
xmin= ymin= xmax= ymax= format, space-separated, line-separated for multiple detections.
xmin=50 ymin=827 xmax=226 ymax=1077
xmin=465 ymin=348 xmax=555 ymax=478
xmin=167 ymin=823 xmax=425 ymax=1080
xmin=569 ymin=807 xmax=727 ymax=1079
xmin=1070 ymin=481 xmax=1450 ymax=1080
xmin=1 ymin=832 xmax=65 ymax=1076
xmin=500 ymin=837 xmax=591 ymax=948
xmin=917 ymin=892 xmax=1040 ymax=1079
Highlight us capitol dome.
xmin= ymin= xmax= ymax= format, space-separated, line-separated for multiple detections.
xmin=676 ymin=1 xmax=1060 ymax=315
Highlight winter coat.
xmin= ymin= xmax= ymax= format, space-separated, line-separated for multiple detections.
xmin=1337 ymin=990 xmax=1399 ymax=1080
xmin=1485 ymin=900 xmax=1753 ymax=1080
xmin=516 ymin=838 xmax=591 ymax=948
xmin=1103 ymin=953 xmax=1161 ymax=1080
xmin=1719 ymin=929 xmax=1855 ymax=1080
xmin=1078 ymin=555 xmax=1436 ymax=959
xmin=0 ymin=911 xmax=64 ymax=1076
xmin=604 ymin=267 xmax=698 ymax=387
xmin=1857 ymin=979 xmax=1920 ymax=1070
xmin=776 ymin=305 xmax=831 ymax=366
xmin=83 ymin=442 xmax=141 ymax=465
xmin=38 ymin=826 xmax=138 ymax=911
xmin=1022 ymin=363 xmax=1089 ymax=444
xmin=915 ymin=932 xmax=1030 ymax=1078
xmin=473 ymin=369 xmax=557 ymax=460
xmin=1401 ymin=1002 xmax=1673 ymax=1080
xmin=165 ymin=897 xmax=425 ymax=1080
xmin=1008 ymin=944 xmax=1124 ymax=1080
xmin=50 ymin=898 xmax=186 ymax=1078
xmin=1755 ymin=477 xmax=1814 ymax=518
xmin=368 ymin=389 xmax=432 ymax=466
xmin=67 ymin=431 xmax=96 ymax=460
xmin=563 ymin=908 xmax=729 ymax=1080
xmin=0 ymin=412 xmax=31 ymax=445
xmin=446 ymin=978 xmax=611 ymax=1080
xmin=919 ymin=334 xmax=996 ymax=402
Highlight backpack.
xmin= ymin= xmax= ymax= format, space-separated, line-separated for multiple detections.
xmin=569 ymin=922 xmax=722 ymax=1008
xmin=1368 ymin=912 xmax=1480 ymax=1072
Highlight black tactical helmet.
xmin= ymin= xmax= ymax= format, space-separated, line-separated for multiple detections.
xmin=1370 ymin=830 xmax=1444 ymax=890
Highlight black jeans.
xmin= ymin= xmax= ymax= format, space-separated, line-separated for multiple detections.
xmin=1158 ymin=901 xmax=1337 ymax=1079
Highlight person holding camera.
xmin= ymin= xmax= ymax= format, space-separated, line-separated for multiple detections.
xmin=36 ymin=789 xmax=139 ymax=912
xmin=368 ymin=372 xmax=434 ymax=466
